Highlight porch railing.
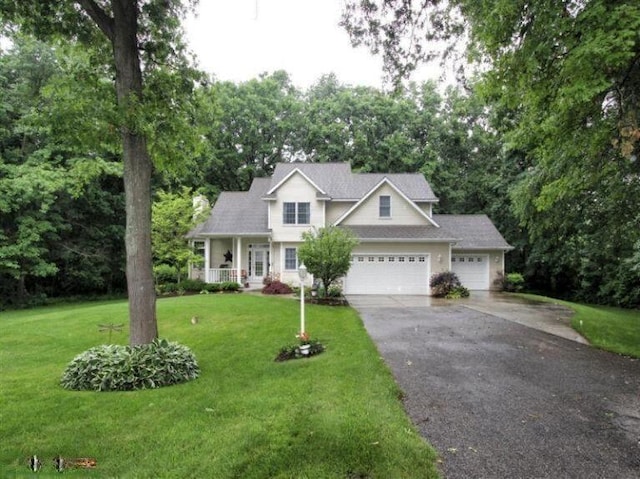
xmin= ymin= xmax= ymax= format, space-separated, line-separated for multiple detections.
xmin=205 ymin=268 xmax=246 ymax=284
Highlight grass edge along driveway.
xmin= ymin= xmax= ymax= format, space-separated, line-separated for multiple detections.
xmin=0 ymin=294 xmax=439 ymax=478
xmin=516 ymin=293 xmax=640 ymax=358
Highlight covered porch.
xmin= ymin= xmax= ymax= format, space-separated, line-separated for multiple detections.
xmin=190 ymin=236 xmax=272 ymax=288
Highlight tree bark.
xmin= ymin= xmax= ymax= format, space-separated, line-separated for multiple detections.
xmin=111 ymin=0 xmax=157 ymax=345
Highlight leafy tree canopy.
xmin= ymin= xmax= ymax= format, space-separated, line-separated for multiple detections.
xmin=297 ymin=226 xmax=359 ymax=295
xmin=151 ymin=187 xmax=209 ymax=283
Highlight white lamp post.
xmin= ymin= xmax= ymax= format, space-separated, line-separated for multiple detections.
xmin=298 ymin=263 xmax=307 ymax=335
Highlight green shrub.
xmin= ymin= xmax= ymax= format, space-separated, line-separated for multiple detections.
xmin=177 ymin=278 xmax=206 ymax=292
xmin=153 ymin=264 xmax=178 ymax=284
xmin=158 ymin=283 xmax=179 ymax=294
xmin=202 ymin=283 xmax=221 ymax=293
xmin=60 ymin=339 xmax=200 ymax=392
xmin=220 ymin=281 xmax=241 ymax=292
xmin=503 ymin=273 xmax=525 ymax=292
xmin=326 ymin=285 xmax=343 ymax=298
xmin=429 ymin=271 xmax=462 ymax=298
xmin=445 ymin=285 xmax=470 ymax=299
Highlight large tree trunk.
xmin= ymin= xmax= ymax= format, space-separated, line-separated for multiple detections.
xmin=112 ymin=0 xmax=157 ymax=345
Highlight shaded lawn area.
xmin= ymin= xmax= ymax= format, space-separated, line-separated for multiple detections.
xmin=516 ymin=293 xmax=640 ymax=358
xmin=0 ymin=294 xmax=439 ymax=478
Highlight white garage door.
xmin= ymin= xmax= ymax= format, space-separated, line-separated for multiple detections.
xmin=451 ymin=255 xmax=490 ymax=290
xmin=344 ymin=254 xmax=430 ymax=295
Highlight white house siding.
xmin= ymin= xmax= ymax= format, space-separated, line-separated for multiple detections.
xmin=326 ymin=201 xmax=355 ymax=225
xmin=417 ymin=202 xmax=434 ymax=218
xmin=209 ymin=239 xmax=233 ymax=269
xmin=269 ymin=172 xmax=323 ymax=242
xmin=271 ymin=241 xmax=313 ymax=286
xmin=341 ymin=184 xmax=426 ymax=226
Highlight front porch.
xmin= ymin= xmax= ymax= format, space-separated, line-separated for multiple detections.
xmin=190 ymin=236 xmax=272 ymax=287
xmin=204 ymin=268 xmax=263 ymax=289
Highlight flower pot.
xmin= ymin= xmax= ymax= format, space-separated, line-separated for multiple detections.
xmin=299 ymin=344 xmax=311 ymax=356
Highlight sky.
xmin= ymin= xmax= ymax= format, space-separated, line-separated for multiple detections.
xmin=183 ymin=0 xmax=443 ymax=90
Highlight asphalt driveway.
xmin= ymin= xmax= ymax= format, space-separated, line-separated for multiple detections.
xmin=349 ymin=293 xmax=640 ymax=479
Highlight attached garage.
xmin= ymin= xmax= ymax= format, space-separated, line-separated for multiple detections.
xmin=451 ymin=254 xmax=490 ymax=290
xmin=344 ymin=254 xmax=430 ymax=295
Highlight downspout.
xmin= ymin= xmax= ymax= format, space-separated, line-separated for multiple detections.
xmin=205 ymin=238 xmax=211 ymax=283
xmin=236 ymin=236 xmax=242 ymax=287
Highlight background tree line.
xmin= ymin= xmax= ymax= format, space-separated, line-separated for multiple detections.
xmin=1 ymin=12 xmax=638 ymax=309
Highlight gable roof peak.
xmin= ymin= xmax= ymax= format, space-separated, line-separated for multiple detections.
xmin=266 ymin=165 xmax=327 ymax=195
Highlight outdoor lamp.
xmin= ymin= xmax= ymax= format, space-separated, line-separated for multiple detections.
xmin=298 ymin=263 xmax=307 ymax=281
xmin=298 ymin=263 xmax=307 ymax=335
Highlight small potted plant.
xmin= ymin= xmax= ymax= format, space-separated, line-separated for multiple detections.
xmin=297 ymin=331 xmax=311 ymax=355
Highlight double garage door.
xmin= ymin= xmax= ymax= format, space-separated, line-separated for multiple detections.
xmin=451 ymin=254 xmax=490 ymax=290
xmin=344 ymin=254 xmax=430 ymax=295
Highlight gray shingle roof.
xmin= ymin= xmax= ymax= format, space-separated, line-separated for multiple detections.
xmin=270 ymin=162 xmax=438 ymax=201
xmin=187 ymin=178 xmax=271 ymax=236
xmin=188 ymin=164 xmax=510 ymax=250
xmin=341 ymin=225 xmax=458 ymax=241
xmin=433 ymin=215 xmax=513 ymax=250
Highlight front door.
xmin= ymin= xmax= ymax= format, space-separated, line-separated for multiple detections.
xmin=249 ymin=245 xmax=270 ymax=282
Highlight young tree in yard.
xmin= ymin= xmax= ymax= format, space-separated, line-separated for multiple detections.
xmin=0 ymin=1 xmax=200 ymax=343
xmin=297 ymin=227 xmax=358 ymax=296
xmin=152 ymin=188 xmax=209 ymax=283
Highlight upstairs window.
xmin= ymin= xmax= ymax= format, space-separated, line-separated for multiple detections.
xmin=379 ymin=195 xmax=391 ymax=218
xmin=297 ymin=202 xmax=310 ymax=224
xmin=283 ymin=202 xmax=310 ymax=224
xmin=283 ymin=202 xmax=296 ymax=224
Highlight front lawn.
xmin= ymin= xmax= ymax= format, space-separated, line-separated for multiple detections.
xmin=516 ymin=293 xmax=640 ymax=358
xmin=0 ymin=294 xmax=439 ymax=478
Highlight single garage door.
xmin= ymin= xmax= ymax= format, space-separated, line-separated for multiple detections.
xmin=344 ymin=254 xmax=430 ymax=295
xmin=451 ymin=254 xmax=490 ymax=290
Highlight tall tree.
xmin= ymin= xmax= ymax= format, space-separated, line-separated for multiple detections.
xmin=0 ymin=1 xmax=199 ymax=342
xmin=301 ymin=75 xmax=438 ymax=173
xmin=342 ymin=1 xmax=640 ymax=306
xmin=189 ymin=71 xmax=303 ymax=196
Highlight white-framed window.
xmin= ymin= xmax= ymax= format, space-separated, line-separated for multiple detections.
xmin=283 ymin=202 xmax=310 ymax=224
xmin=379 ymin=195 xmax=391 ymax=218
xmin=192 ymin=240 xmax=205 ymax=267
xmin=284 ymin=248 xmax=298 ymax=270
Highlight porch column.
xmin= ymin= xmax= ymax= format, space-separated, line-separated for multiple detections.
xmin=205 ymin=238 xmax=211 ymax=283
xmin=236 ymin=236 xmax=242 ymax=285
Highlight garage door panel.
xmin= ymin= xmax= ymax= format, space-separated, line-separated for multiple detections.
xmin=345 ymin=254 xmax=430 ymax=295
xmin=451 ymin=255 xmax=489 ymax=290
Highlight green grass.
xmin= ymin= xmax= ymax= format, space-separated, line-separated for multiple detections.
xmin=0 ymin=294 xmax=438 ymax=478
xmin=516 ymin=293 xmax=640 ymax=358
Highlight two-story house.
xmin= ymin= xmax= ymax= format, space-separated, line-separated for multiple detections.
xmin=187 ymin=162 xmax=512 ymax=294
